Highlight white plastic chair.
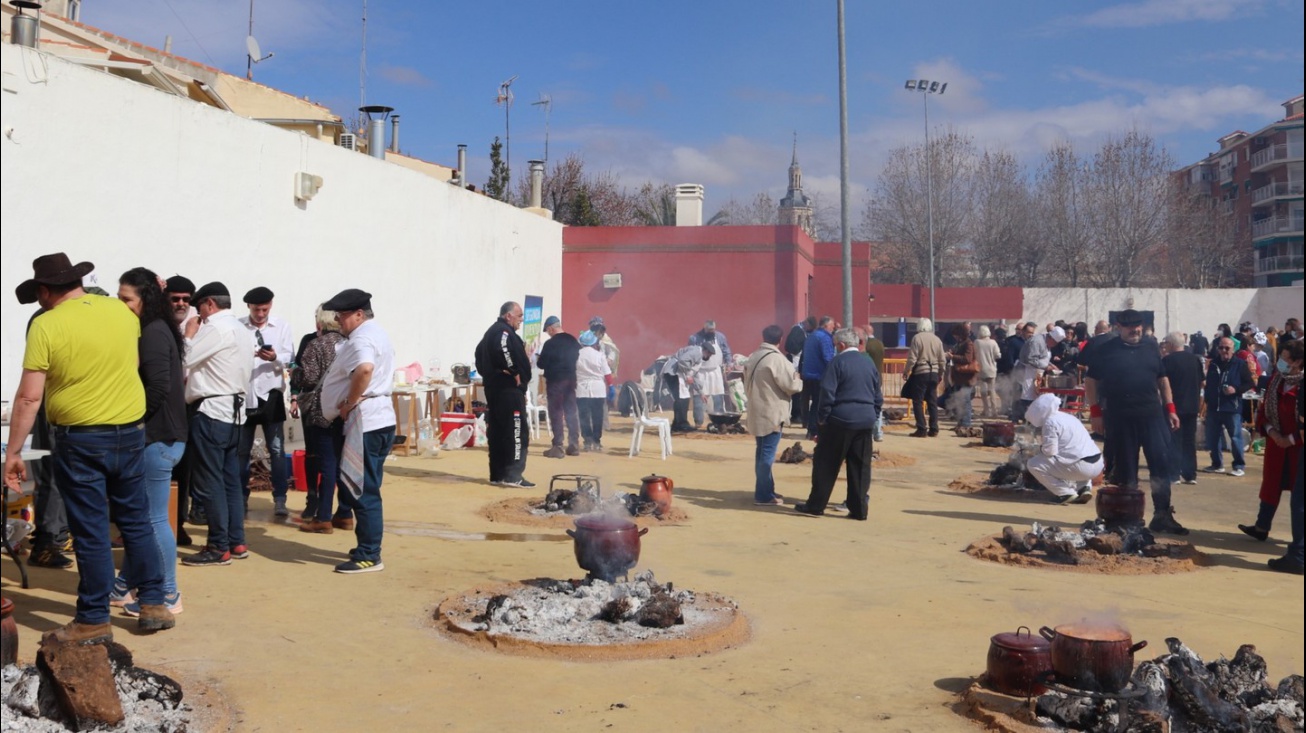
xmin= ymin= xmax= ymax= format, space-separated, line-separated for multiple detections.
xmin=526 ymin=380 xmax=549 ymax=441
xmin=624 ymin=383 xmax=672 ymax=460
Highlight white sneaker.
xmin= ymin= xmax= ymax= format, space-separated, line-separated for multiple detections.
xmin=1230 ymin=468 xmax=1245 ymax=477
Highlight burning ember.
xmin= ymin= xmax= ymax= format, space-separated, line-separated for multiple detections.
xmin=1037 ymin=639 xmax=1303 ymax=732
xmin=537 ymin=489 xmax=662 ymax=518
xmin=1000 ymin=520 xmax=1168 ymax=562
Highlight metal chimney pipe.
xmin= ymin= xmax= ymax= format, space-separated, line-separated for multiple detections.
xmin=389 ymin=114 xmax=400 ymax=153
xmin=368 ymin=117 xmax=385 ymax=159
xmin=10 ymin=1 xmax=41 ymax=48
xmin=528 ymin=160 xmax=544 ymax=208
xmin=456 ymin=144 xmax=467 ymax=187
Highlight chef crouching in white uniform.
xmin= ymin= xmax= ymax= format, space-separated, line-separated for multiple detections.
xmin=1024 ymin=393 xmax=1103 ymax=505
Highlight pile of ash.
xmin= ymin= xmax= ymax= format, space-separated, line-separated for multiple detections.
xmin=1000 ymin=519 xmax=1171 ymax=564
xmin=1036 ymin=639 xmax=1302 ymax=732
xmin=535 ymin=489 xmax=661 ymax=518
xmin=455 ymin=570 xmax=728 ymax=646
xmin=1 ymin=643 xmax=190 ymax=732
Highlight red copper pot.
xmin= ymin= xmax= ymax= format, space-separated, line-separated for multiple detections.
xmin=1040 ymin=623 xmax=1147 ymax=693
xmin=986 ymin=626 xmax=1051 ymax=696
xmin=1 ymin=597 xmax=17 ymax=667
xmin=982 ymin=422 xmax=1016 ymax=447
xmin=566 ymin=515 xmax=649 ymax=582
xmin=639 ymin=474 xmax=674 ymax=514
xmin=1095 ymin=485 xmax=1146 ymax=528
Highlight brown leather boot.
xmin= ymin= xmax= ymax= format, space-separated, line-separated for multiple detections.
xmin=299 ymin=520 xmax=334 ymax=534
xmin=137 ymin=604 xmax=176 ymax=632
xmin=331 ymin=516 xmax=355 ymax=531
xmin=42 ymin=620 xmax=112 ymax=645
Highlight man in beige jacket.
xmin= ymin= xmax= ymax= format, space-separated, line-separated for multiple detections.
xmin=745 ymin=325 xmax=803 ymax=505
xmin=904 ymin=318 xmax=946 ymax=437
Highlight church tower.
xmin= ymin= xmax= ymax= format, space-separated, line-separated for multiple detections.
xmin=778 ymin=134 xmax=815 ymax=237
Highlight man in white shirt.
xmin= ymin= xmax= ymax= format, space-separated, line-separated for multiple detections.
xmin=236 ymin=286 xmax=296 ymax=516
xmin=181 ymin=282 xmax=256 ymax=566
xmin=319 ymin=289 xmax=396 ymax=574
xmin=1024 ymin=393 xmax=1101 ymax=505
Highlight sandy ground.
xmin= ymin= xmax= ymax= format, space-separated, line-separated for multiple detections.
xmin=2 ymin=416 xmax=1301 ymax=732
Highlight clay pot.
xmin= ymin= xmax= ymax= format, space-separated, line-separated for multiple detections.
xmin=981 ymin=422 xmax=1015 ymax=447
xmin=986 ymin=626 xmax=1051 ymax=696
xmin=639 ymin=474 xmax=674 ymax=514
xmin=1095 ymin=485 xmax=1146 ymax=528
xmin=1040 ymin=623 xmax=1147 ymax=693
xmin=1 ymin=596 xmax=17 ymax=667
xmin=566 ymin=516 xmax=648 ymax=582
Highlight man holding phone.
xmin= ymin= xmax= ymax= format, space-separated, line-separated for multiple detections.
xmin=237 ymin=286 xmax=295 ymax=516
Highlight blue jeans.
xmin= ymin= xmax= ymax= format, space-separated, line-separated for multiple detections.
xmin=336 ymin=427 xmax=394 ymax=562
xmin=240 ymin=419 xmax=287 ymax=499
xmin=52 ymin=423 xmax=163 ymax=624
xmin=754 ymin=431 xmax=784 ymax=502
xmin=191 ymin=413 xmax=245 ymax=552
xmin=1205 ymin=411 xmax=1245 ymax=470
xmin=304 ymin=421 xmax=349 ymax=522
xmin=123 ymin=441 xmax=185 ymax=595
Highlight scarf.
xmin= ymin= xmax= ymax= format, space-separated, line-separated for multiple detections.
xmin=1264 ymin=370 xmax=1303 ymax=434
xmin=340 ymin=408 xmax=365 ymax=500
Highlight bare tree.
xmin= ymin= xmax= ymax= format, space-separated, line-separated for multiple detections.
xmin=713 ymin=192 xmax=777 ymax=227
xmin=512 ymin=153 xmax=639 ymax=226
xmin=864 ymin=129 xmax=976 ymax=285
xmin=1033 ymin=143 xmax=1092 ymax=287
xmin=1160 ymin=185 xmax=1251 ymax=288
xmin=970 ymin=149 xmax=1041 ymax=286
xmin=1083 ymin=130 xmax=1176 ymax=287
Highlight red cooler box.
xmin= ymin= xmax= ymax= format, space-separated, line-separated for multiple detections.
xmin=439 ymin=413 xmax=476 ymax=448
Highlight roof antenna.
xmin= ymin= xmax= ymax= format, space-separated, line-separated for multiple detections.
xmin=245 ymin=0 xmax=273 ymax=80
xmin=531 ymin=94 xmax=552 ymax=164
xmin=496 ymin=75 xmax=518 ymax=180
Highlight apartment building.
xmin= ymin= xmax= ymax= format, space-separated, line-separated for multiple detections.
xmin=1175 ymin=95 xmax=1303 ymax=287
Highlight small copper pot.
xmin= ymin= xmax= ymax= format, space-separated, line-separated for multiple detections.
xmin=1 ymin=597 xmax=17 ymax=667
xmin=986 ymin=626 xmax=1051 ymax=696
xmin=566 ymin=516 xmax=648 ymax=582
xmin=1095 ymin=485 xmax=1146 ymax=528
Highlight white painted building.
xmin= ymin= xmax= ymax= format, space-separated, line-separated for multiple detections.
xmin=1020 ymin=286 xmax=1302 ymax=337
xmin=0 ymin=42 xmax=562 ymax=397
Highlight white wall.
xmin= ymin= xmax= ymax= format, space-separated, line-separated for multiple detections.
xmin=0 ymin=44 xmax=562 ymax=396
xmin=1021 ymin=286 xmax=1303 ymax=337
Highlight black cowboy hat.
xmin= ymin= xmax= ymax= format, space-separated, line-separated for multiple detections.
xmin=15 ymin=253 xmax=94 ymax=304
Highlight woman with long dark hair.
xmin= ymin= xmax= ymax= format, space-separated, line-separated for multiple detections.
xmin=111 ymin=267 xmax=187 ymax=615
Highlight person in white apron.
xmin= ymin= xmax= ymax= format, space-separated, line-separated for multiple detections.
xmin=689 ymin=321 xmax=733 ymax=427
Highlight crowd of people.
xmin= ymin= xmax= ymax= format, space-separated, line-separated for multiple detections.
xmin=3 ymin=252 xmax=399 ymax=646
xmin=6 ymin=254 xmax=1302 ymax=648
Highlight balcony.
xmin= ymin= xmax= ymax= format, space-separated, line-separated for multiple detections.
xmin=1251 ymin=214 xmax=1305 ymax=240
xmin=1251 ymin=180 xmax=1305 ymax=205
xmin=1255 ymin=254 xmax=1304 ymax=275
xmin=1250 ymin=142 xmax=1305 ymax=172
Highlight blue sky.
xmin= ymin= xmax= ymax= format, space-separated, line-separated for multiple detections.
xmin=90 ymin=0 xmax=1304 ymax=213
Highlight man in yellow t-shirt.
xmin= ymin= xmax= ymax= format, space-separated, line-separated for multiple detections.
xmin=3 ymin=253 xmax=175 ymax=644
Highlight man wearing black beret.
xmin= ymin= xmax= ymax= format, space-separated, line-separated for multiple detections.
xmin=237 ymin=286 xmax=296 ymax=517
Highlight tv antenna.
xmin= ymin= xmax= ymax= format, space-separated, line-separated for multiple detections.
xmin=359 ymin=0 xmax=368 ymax=111
xmin=496 ymin=75 xmax=518 ymax=180
xmin=531 ymin=94 xmax=552 ymax=164
xmin=244 ymin=0 xmax=273 ymax=80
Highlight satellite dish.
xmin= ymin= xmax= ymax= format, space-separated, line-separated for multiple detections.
xmin=245 ymin=36 xmax=261 ymax=62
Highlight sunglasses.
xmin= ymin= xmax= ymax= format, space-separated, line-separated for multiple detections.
xmin=170 ymin=295 xmax=191 ymax=303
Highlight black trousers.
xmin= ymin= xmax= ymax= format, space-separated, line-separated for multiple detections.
xmin=486 ymin=386 xmax=529 ymax=483
xmin=664 ymin=375 xmax=692 ymax=431
xmin=801 ymin=379 xmax=822 ymax=437
xmin=804 ymin=423 xmax=873 ymax=519
xmin=1104 ymin=409 xmax=1173 ymax=514
xmin=29 ymin=408 xmax=68 ymax=549
xmin=1167 ymin=413 xmax=1198 ymax=482
xmin=908 ymin=374 xmax=940 ymax=433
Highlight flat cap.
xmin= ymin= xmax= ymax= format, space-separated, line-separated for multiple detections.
xmin=543 ymin=315 xmax=560 ymax=328
xmin=322 ymin=288 xmax=372 ymax=312
xmin=1116 ymin=309 xmax=1145 ymax=326
xmin=192 ymin=281 xmax=230 ymax=303
xmin=588 ymin=316 xmax=605 ymax=328
xmin=165 ymin=275 xmax=196 ymax=294
xmin=243 ymin=286 xmax=274 ymax=304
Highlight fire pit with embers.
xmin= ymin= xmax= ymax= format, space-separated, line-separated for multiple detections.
xmin=705 ymin=413 xmax=746 ymax=435
xmin=999 ymin=519 xmax=1172 ymax=562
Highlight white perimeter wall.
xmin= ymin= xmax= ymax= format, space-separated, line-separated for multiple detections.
xmin=1021 ymin=286 xmax=1303 ymax=337
xmin=0 ymin=44 xmax=562 ymax=397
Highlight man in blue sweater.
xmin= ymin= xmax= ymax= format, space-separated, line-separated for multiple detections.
xmin=796 ymin=328 xmax=883 ymax=520
xmin=799 ymin=316 xmax=836 ymax=439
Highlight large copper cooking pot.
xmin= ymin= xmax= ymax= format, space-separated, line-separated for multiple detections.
xmin=1040 ymin=623 xmax=1147 ymax=692
xmin=639 ymin=474 xmax=674 ymax=513
xmin=986 ymin=626 xmax=1051 ymax=696
xmin=1095 ymin=485 xmax=1146 ymax=528
xmin=566 ymin=515 xmax=648 ymax=582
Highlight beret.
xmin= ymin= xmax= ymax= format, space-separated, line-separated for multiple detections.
xmin=243 ymin=286 xmax=274 ymax=304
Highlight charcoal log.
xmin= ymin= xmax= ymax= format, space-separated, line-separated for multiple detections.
xmin=1122 ymin=709 xmax=1167 ymax=733
xmin=1087 ymin=534 xmax=1124 ymax=555
xmin=1129 ymin=661 xmax=1170 ymax=717
xmin=1169 ymin=666 xmax=1250 ymax=733
xmin=1276 ymin=675 xmax=1304 ymax=706
xmin=636 ymin=592 xmax=683 ymax=628
xmin=1036 ymin=691 xmax=1115 ymax=730
xmin=599 ymin=596 xmax=638 ymax=623
xmin=1207 ymin=644 xmax=1272 ymax=709
xmin=1141 ymin=544 xmax=1170 ymax=558
xmin=1249 ymin=699 xmax=1302 ymax=733
xmin=1043 ymin=540 xmax=1080 ymax=564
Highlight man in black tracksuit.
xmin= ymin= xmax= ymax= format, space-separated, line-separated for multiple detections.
xmin=475 ymin=301 xmax=533 ymax=487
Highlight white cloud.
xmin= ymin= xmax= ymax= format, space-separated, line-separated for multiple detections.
xmin=1069 ymin=0 xmax=1267 ymax=28
xmin=378 ymin=65 xmax=434 ymax=89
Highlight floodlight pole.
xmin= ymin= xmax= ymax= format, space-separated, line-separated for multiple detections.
xmin=905 ymin=78 xmax=947 ymax=326
xmin=837 ymin=0 xmax=852 ymax=328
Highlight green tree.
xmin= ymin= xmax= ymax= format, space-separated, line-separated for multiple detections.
xmin=485 ymin=137 xmax=511 ymax=202
xmin=569 ymin=185 xmax=602 ymax=226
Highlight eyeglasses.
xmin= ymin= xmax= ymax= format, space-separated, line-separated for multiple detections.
xmin=170 ymin=295 xmax=191 ymax=303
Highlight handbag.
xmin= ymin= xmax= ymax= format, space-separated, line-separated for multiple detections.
xmin=900 ymin=374 xmax=913 ymax=399
xmin=955 ymin=360 xmax=980 ymax=375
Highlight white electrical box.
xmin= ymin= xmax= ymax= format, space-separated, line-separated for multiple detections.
xmin=602 ymin=273 xmax=622 ymax=289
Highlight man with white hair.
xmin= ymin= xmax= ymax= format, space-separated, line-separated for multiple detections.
xmin=1014 ymin=324 xmax=1063 ymax=422
xmin=1162 ymin=331 xmax=1203 ymax=485
xmin=1024 ymin=393 xmax=1100 ymax=504
xmin=904 ymin=318 xmax=945 ymax=437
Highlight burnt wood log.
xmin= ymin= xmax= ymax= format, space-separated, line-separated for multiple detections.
xmin=36 ymin=639 xmax=125 ymax=729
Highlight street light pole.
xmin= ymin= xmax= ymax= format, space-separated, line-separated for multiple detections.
xmin=837 ymin=0 xmax=852 ymax=328
xmin=904 ymin=78 xmax=947 ymax=326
